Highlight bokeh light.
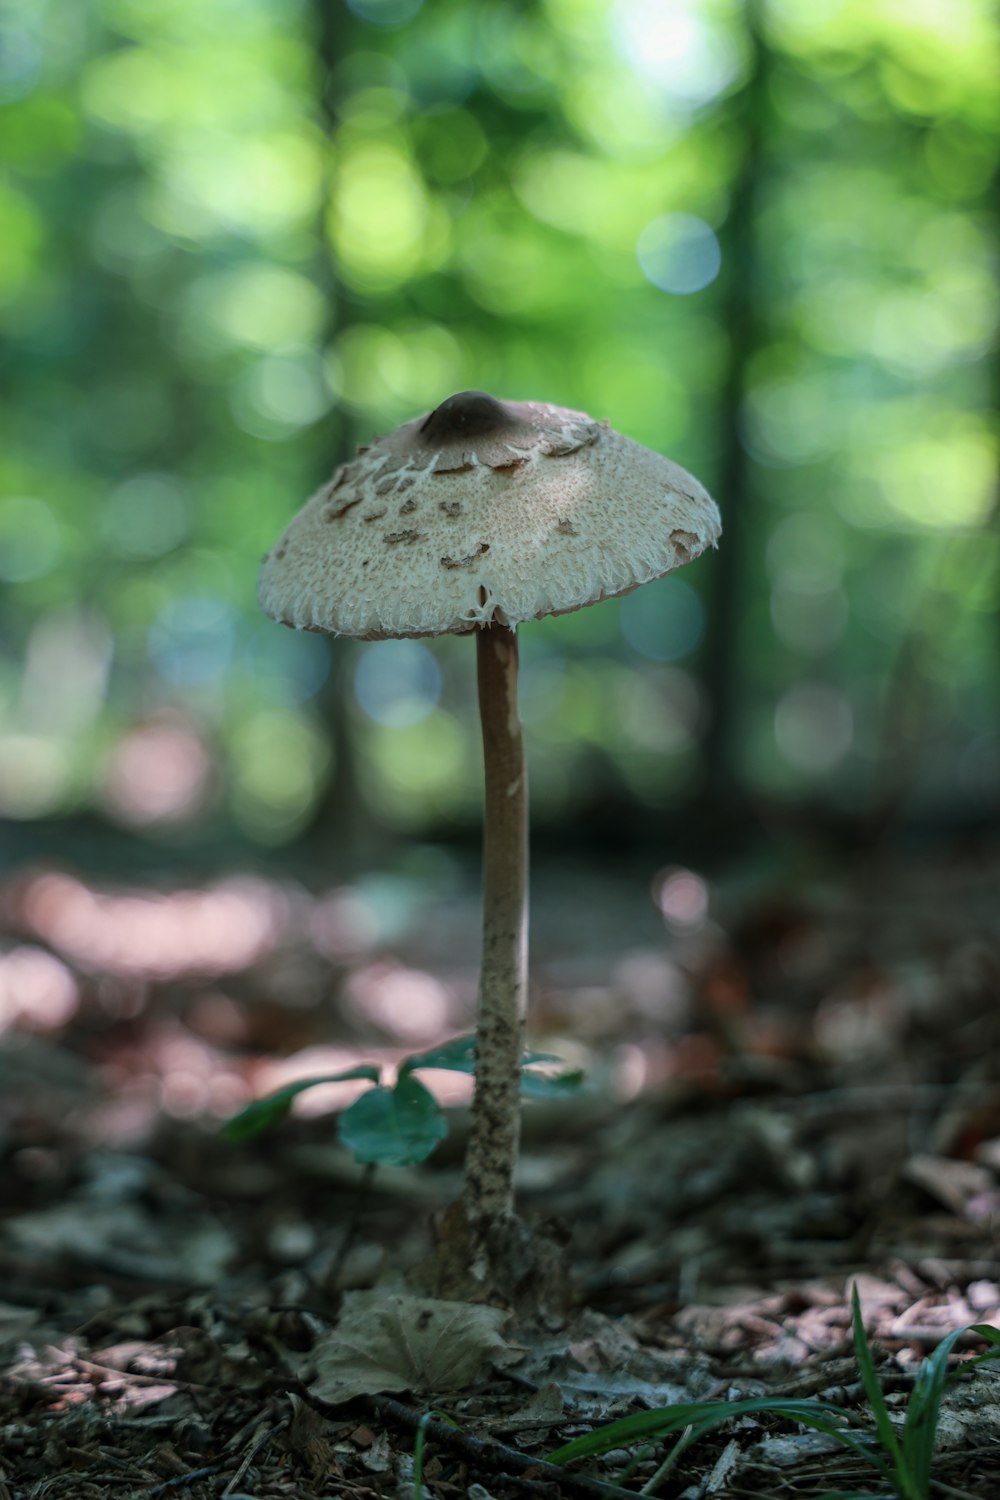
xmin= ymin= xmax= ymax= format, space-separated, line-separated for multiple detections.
xmin=103 ymin=474 xmax=189 ymax=561
xmin=0 ymin=0 xmax=995 ymax=840
xmin=0 ymin=496 xmax=60 ymax=582
xmin=364 ymin=711 xmax=467 ymax=826
xmin=654 ymin=866 xmax=710 ymax=933
xmin=248 ymin=624 xmax=330 ymax=707
xmin=229 ymin=709 xmax=330 ymax=842
xmin=636 ymin=213 xmax=721 ymax=295
xmin=354 ymin=640 xmax=443 ymax=728
xmin=101 ymin=717 xmax=213 ymax=827
xmin=344 ymin=961 xmax=451 ymax=1041
xmin=774 ymin=683 xmax=855 ymax=775
xmin=0 ymin=946 xmax=79 ymax=1034
xmin=19 ymin=872 xmax=287 ymax=979
xmin=613 ymin=0 xmax=744 ymax=109
xmin=148 ymin=597 xmax=236 ymax=689
xmin=619 ymin=576 xmax=706 ymax=661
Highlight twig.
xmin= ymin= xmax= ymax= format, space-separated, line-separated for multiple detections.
xmin=222 ymin=1416 xmax=288 ymax=1494
xmin=360 ymin=1392 xmax=640 ymax=1500
xmin=929 ymin=1481 xmax=992 ymax=1500
xmin=148 ymin=1463 xmax=228 ymax=1496
xmin=74 ymin=1356 xmax=211 ymax=1392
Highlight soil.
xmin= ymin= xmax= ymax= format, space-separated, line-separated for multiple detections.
xmin=1 ymin=838 xmax=999 ymax=1498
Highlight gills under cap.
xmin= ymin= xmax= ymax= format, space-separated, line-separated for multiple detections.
xmin=258 ymin=391 xmax=721 ymax=640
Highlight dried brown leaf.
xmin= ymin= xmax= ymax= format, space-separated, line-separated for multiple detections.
xmin=311 ymin=1292 xmax=520 ymax=1404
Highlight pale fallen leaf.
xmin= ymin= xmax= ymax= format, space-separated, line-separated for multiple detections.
xmin=706 ymin=1438 xmax=740 ymax=1495
xmin=903 ymin=1153 xmax=995 ymax=1218
xmin=507 ymin=1380 xmax=564 ymax=1427
xmin=311 ymin=1292 xmax=520 ymax=1404
xmin=361 ymin=1430 xmax=393 ymax=1473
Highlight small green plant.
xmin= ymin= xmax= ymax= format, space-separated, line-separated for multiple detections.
xmin=546 ymin=1285 xmax=1000 ymax=1499
xmin=223 ymin=1033 xmax=582 ymax=1168
xmin=412 ymin=1408 xmax=460 ymax=1500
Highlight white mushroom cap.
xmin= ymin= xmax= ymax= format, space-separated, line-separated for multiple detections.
xmin=259 ymin=391 xmax=721 ymax=639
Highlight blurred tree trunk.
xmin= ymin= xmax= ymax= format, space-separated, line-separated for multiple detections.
xmin=863 ymin=138 xmax=1000 ymax=843
xmin=991 ymin=154 xmax=1000 ymax=682
xmin=697 ymin=0 xmax=770 ymax=840
xmin=298 ymin=0 xmax=384 ymax=874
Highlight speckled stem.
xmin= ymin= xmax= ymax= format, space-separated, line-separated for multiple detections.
xmin=463 ymin=623 xmax=528 ymax=1224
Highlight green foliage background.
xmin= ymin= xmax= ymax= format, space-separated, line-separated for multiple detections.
xmin=1 ymin=0 xmax=997 ymax=850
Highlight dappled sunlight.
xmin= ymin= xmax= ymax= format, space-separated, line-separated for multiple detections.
xmin=612 ymin=0 xmax=743 ymax=110
xmin=308 ymin=886 xmax=382 ymax=959
xmin=344 ymin=961 xmax=453 ymax=1042
xmin=610 ymin=1041 xmax=649 ymax=1101
xmin=6 ymin=1338 xmax=180 ymax=1416
xmin=331 ymin=140 xmax=443 ymax=293
xmin=0 ymin=0 xmax=996 ymax=834
xmin=256 ymin=1039 xmax=478 ymax=1117
xmin=256 ymin=1046 xmax=397 ymax=1119
xmin=16 ymin=873 xmax=287 ymax=979
xmin=0 ymin=946 xmax=79 ymax=1034
xmin=653 ymin=866 xmax=710 ymax=934
xmin=156 ymin=1032 xmax=248 ymax=1122
xmin=101 ymin=718 xmax=213 ymax=827
xmin=90 ymin=1021 xmax=252 ymax=1126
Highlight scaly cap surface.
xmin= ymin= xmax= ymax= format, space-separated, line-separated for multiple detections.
xmin=258 ymin=391 xmax=721 ymax=639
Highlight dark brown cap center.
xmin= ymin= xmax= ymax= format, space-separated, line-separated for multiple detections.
xmin=419 ymin=390 xmax=514 ymax=443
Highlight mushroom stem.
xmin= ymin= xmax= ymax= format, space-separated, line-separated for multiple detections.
xmin=464 ymin=622 xmax=528 ymax=1224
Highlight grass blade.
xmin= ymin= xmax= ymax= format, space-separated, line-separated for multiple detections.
xmin=965 ymin=1324 xmax=1000 ymax=1369
xmin=547 ymin=1395 xmax=890 ymax=1484
xmin=850 ymin=1283 xmax=912 ymax=1497
xmin=901 ymin=1319 xmax=1000 ymax=1490
xmin=546 ymin=1304 xmax=1000 ymax=1500
xmin=412 ymin=1409 xmax=460 ymax=1500
xmin=900 ymin=1323 xmax=970 ymax=1493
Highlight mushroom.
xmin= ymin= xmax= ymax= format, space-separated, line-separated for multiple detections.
xmin=259 ymin=390 xmax=721 ymax=1271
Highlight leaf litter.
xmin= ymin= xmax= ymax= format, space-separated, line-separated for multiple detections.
xmin=0 ymin=848 xmax=999 ymax=1495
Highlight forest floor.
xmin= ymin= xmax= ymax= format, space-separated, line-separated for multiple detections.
xmin=1 ymin=829 xmax=999 ymax=1498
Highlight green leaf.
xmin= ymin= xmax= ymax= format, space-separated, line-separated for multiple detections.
xmin=520 ymin=1068 xmax=585 ymax=1099
xmin=400 ymin=1036 xmax=584 ymax=1100
xmin=222 ymin=1066 xmax=382 ymax=1141
xmin=400 ymin=1035 xmax=477 ymax=1076
xmin=338 ymin=1073 xmax=448 ymax=1166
